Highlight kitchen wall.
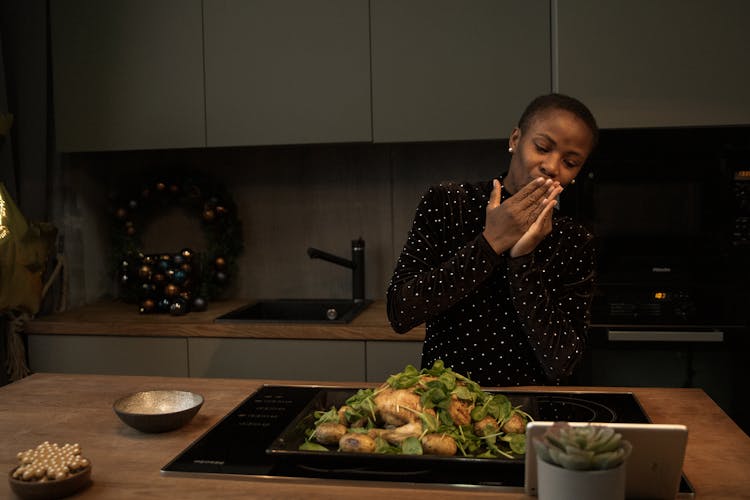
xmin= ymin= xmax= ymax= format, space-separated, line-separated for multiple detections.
xmin=58 ymin=140 xmax=510 ymax=308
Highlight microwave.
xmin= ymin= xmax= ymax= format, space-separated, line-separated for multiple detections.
xmin=559 ymin=127 xmax=750 ymax=326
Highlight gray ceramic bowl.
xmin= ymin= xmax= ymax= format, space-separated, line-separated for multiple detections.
xmin=113 ymin=390 xmax=203 ymax=433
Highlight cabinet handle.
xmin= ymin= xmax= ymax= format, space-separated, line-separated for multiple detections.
xmin=606 ymin=329 xmax=724 ymax=342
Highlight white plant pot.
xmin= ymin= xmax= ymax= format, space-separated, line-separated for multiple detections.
xmin=536 ymin=456 xmax=626 ymax=500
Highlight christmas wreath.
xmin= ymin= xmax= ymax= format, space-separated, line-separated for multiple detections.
xmin=111 ymin=171 xmax=243 ymax=314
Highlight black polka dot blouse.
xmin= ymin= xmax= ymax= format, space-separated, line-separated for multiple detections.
xmin=387 ymin=179 xmax=596 ymax=387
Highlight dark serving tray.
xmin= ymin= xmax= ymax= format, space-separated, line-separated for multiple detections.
xmin=266 ymin=387 xmax=536 ymax=474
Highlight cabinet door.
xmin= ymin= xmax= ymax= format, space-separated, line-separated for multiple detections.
xmin=188 ymin=338 xmax=366 ymax=381
xmin=366 ymin=341 xmax=422 ymax=382
xmin=371 ymin=0 xmax=551 ymax=143
xmin=204 ymin=0 xmax=371 ymax=147
xmin=27 ymin=335 xmax=189 ymax=376
xmin=50 ymin=0 xmax=205 ymax=152
xmin=557 ymin=0 xmax=750 ymax=128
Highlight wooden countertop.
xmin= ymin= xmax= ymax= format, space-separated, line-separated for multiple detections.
xmin=2 ymin=374 xmax=750 ymax=499
xmin=24 ymin=299 xmax=426 ymax=341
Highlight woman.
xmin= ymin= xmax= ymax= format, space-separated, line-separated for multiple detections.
xmin=387 ymin=93 xmax=598 ymax=386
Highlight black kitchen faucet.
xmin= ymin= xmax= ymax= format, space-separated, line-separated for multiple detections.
xmin=307 ymin=238 xmax=365 ymax=303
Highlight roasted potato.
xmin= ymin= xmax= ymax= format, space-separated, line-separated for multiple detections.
xmin=339 ymin=433 xmax=377 ymax=453
xmin=314 ymin=422 xmax=347 ymax=445
xmin=501 ymin=412 xmax=526 ymax=435
xmin=474 ymin=416 xmax=499 ymax=437
xmin=421 ymin=433 xmax=457 ymax=456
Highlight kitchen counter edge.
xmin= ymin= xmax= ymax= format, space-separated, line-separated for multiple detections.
xmin=23 ymin=299 xmax=426 ymax=341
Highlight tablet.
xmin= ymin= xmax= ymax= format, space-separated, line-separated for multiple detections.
xmin=525 ymin=421 xmax=688 ymax=499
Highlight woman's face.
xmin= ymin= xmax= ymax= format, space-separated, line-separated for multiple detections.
xmin=504 ymin=108 xmax=594 ymax=193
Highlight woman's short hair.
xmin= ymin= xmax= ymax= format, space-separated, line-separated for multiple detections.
xmin=518 ymin=93 xmax=599 ymax=148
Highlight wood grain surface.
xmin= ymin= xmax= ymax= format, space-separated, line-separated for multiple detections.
xmin=2 ymin=374 xmax=749 ymax=499
xmin=24 ymin=299 xmax=425 ymax=341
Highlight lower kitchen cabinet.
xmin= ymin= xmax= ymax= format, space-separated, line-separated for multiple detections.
xmin=27 ymin=335 xmax=189 ymax=376
xmin=188 ymin=338 xmax=366 ymax=381
xmin=25 ymin=334 xmax=425 ymax=383
xmin=573 ymin=330 xmax=748 ymax=434
xmin=188 ymin=338 xmax=424 ymax=382
xmin=365 ymin=341 xmax=422 ymax=383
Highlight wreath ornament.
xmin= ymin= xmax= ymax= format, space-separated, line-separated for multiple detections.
xmin=112 ymin=171 xmax=243 ymax=314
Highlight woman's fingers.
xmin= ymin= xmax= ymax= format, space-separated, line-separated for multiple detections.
xmin=537 ymin=193 xmax=558 ymax=226
xmin=509 ymin=184 xmax=561 ymax=257
xmin=488 ymin=178 xmax=502 ymax=207
xmin=543 ymin=184 xmax=564 ymax=206
xmin=513 ymin=177 xmax=551 ymax=208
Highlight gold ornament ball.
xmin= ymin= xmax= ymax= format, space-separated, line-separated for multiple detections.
xmin=215 ymin=257 xmax=226 ymax=269
xmin=138 ymin=265 xmax=152 ymax=279
xmin=139 ymin=299 xmax=155 ymax=313
xmin=202 ymin=209 xmax=215 ymax=222
xmin=156 ymin=182 xmax=166 ymax=191
xmin=153 ymin=273 xmax=167 ymax=284
xmin=115 ymin=207 xmax=128 ymax=219
xmin=165 ymin=284 xmax=180 ymax=297
xmin=181 ymin=248 xmax=194 ymax=261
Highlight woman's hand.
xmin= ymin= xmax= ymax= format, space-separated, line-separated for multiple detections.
xmin=509 ymin=183 xmax=563 ymax=257
xmin=482 ymin=177 xmax=557 ymax=254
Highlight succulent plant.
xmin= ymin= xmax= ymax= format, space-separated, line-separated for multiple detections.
xmin=533 ymin=422 xmax=632 ymax=470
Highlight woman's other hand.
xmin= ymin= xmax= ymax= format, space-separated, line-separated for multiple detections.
xmin=509 ymin=182 xmax=563 ymax=257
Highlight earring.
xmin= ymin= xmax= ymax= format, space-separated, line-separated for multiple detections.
xmin=508 ymin=147 xmax=513 ymax=153
xmin=571 ymin=179 xmax=576 ymax=184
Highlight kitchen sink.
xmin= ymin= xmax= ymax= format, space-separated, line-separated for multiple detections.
xmin=214 ymin=299 xmax=373 ymax=324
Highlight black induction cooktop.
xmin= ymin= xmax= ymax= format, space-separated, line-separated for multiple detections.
xmin=161 ymin=385 xmax=691 ymax=493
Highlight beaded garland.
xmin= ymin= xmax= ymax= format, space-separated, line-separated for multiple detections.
xmin=111 ymin=171 xmax=243 ymax=314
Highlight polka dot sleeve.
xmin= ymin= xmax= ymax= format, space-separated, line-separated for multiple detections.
xmin=506 ymin=223 xmax=596 ymax=381
xmin=387 ymin=182 xmax=503 ymax=334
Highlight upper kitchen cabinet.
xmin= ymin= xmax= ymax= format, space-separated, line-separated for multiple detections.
xmin=50 ymin=0 xmax=205 ymax=152
xmin=557 ymin=0 xmax=750 ymax=128
xmin=203 ymin=0 xmax=371 ymax=147
xmin=370 ymin=0 xmax=551 ymax=143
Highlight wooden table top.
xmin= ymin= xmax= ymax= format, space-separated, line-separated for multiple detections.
xmin=24 ymin=299 xmax=426 ymax=341
xmin=2 ymin=373 xmax=750 ymax=499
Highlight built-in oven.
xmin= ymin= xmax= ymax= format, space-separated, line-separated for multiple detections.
xmin=558 ymin=128 xmax=750 ymax=426
xmin=560 ymin=126 xmax=750 ymax=329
